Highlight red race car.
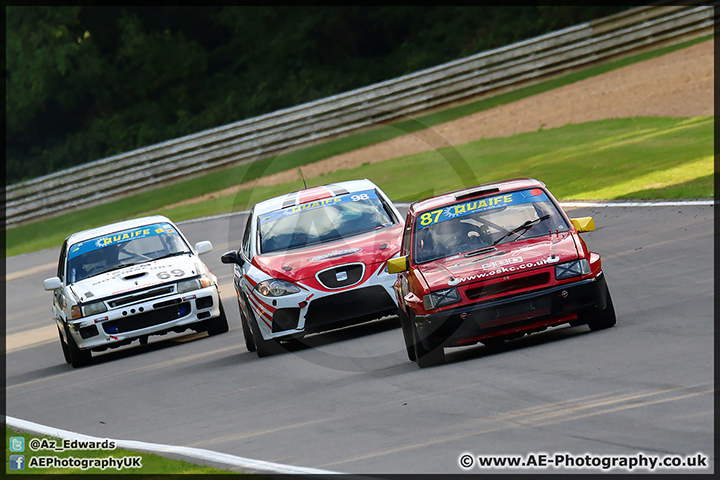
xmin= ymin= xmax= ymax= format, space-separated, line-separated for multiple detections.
xmin=221 ymin=179 xmax=404 ymax=357
xmin=387 ymin=178 xmax=616 ymax=368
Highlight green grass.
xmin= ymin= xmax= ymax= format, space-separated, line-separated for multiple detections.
xmin=248 ymin=116 xmax=713 ymax=204
xmin=6 ymin=115 xmax=712 ymax=258
xmin=5 ymin=426 xmax=246 ymax=475
xmin=5 ymin=35 xmax=714 ymax=258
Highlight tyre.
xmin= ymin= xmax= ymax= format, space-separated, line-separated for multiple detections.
xmin=58 ymin=326 xmax=71 ymax=364
xmin=412 ymin=322 xmax=444 ymax=368
xmin=587 ymin=284 xmax=617 ymax=331
xmin=248 ymin=305 xmax=281 ymax=358
xmin=239 ymin=300 xmax=256 ymax=352
xmin=206 ymin=300 xmax=229 ymax=336
xmin=397 ymin=308 xmax=416 ymax=362
xmin=65 ymin=324 xmax=92 ymax=368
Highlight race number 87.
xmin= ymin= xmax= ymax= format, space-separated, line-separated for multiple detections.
xmin=419 ymin=209 xmax=444 ymax=226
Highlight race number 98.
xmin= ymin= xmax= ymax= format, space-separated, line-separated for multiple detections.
xmin=351 ymin=194 xmax=370 ymax=201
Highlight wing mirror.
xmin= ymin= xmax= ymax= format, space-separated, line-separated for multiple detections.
xmin=194 ymin=240 xmax=213 ymax=255
xmin=43 ymin=277 xmax=63 ymax=291
xmin=571 ymin=217 xmax=595 ymax=233
xmin=386 ymin=256 xmax=409 ymax=274
xmin=221 ymin=250 xmax=245 ymax=266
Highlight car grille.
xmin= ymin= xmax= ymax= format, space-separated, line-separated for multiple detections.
xmin=316 ymin=263 xmax=364 ymax=289
xmin=305 ymin=285 xmax=396 ymax=332
xmin=465 ymin=272 xmax=550 ymax=300
xmin=108 ymin=286 xmax=175 ymax=308
xmin=494 ymin=297 xmax=552 ymax=321
xmin=102 ymin=302 xmax=191 ymax=334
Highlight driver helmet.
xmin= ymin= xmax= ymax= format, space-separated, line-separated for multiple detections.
xmin=431 ymin=218 xmax=463 ymax=247
xmin=83 ymin=248 xmax=108 ymax=273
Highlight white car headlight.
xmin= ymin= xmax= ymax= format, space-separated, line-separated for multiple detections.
xmin=423 ymin=287 xmax=461 ymax=310
xmin=73 ymin=301 xmax=107 ymax=319
xmin=555 ymin=259 xmax=591 ymax=280
xmin=177 ymin=275 xmax=211 ymax=294
xmin=255 ymin=279 xmax=301 ymax=297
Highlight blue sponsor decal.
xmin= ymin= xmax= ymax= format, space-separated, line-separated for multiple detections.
xmin=68 ymin=223 xmax=178 ymax=260
xmin=417 ymin=189 xmax=550 ymax=229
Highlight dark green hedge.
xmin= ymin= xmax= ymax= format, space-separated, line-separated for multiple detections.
xmin=6 ymin=6 xmax=629 ymax=185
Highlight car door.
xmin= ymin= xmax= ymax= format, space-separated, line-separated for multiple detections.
xmin=53 ymin=240 xmax=70 ymax=330
xmin=395 ymin=215 xmax=414 ymax=311
xmin=236 ymin=211 xmax=254 ymax=316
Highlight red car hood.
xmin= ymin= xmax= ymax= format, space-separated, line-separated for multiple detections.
xmin=418 ymin=232 xmax=579 ymax=288
xmin=253 ymin=224 xmax=403 ymax=282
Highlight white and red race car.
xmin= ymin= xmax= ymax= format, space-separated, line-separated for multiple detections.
xmin=221 ymin=179 xmax=404 ymax=357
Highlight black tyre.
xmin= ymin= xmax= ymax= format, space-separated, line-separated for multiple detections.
xmin=58 ymin=326 xmax=71 ymax=364
xmin=239 ymin=300 xmax=256 ymax=352
xmin=248 ymin=305 xmax=281 ymax=358
xmin=206 ymin=300 xmax=230 ymax=336
xmin=65 ymin=324 xmax=92 ymax=368
xmin=397 ymin=308 xmax=416 ymax=362
xmin=587 ymin=285 xmax=617 ymax=331
xmin=412 ymin=322 xmax=444 ymax=368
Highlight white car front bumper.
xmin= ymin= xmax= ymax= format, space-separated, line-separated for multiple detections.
xmin=67 ymin=285 xmax=221 ymax=350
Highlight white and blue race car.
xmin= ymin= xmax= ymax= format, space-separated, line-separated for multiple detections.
xmin=43 ymin=215 xmax=227 ymax=367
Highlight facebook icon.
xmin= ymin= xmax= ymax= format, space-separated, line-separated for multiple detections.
xmin=9 ymin=455 xmax=25 ymax=470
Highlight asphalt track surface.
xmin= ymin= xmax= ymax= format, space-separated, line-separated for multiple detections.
xmin=5 ymin=204 xmax=714 ymax=475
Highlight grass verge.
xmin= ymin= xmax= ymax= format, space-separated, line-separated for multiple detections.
xmin=5 ymin=426 xmax=241 ymax=475
xmin=6 ymin=115 xmax=712 ymax=258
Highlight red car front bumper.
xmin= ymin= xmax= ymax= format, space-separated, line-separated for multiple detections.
xmin=413 ymin=272 xmax=609 ymax=350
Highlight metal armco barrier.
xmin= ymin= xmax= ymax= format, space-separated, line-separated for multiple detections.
xmin=5 ymin=4 xmax=715 ymax=228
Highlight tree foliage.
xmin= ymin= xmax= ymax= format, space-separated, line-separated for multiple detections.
xmin=6 ymin=6 xmax=628 ymax=184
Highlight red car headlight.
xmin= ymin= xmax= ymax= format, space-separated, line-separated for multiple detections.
xmin=423 ymin=287 xmax=461 ymax=310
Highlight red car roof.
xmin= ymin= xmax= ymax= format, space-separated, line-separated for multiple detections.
xmin=408 ymin=178 xmax=547 ymax=216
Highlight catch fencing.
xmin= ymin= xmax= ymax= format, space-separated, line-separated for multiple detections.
xmin=5 ymin=3 xmax=715 ymax=228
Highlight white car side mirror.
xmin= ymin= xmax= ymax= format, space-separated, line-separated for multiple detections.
xmin=43 ymin=277 xmax=63 ymax=291
xmin=194 ymin=241 xmax=213 ymax=255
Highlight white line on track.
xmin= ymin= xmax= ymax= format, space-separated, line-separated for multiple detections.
xmin=178 ymin=199 xmax=714 ymax=225
xmin=397 ymin=200 xmax=715 ymax=208
xmin=558 ymin=200 xmax=714 ymax=208
xmin=6 ymin=416 xmax=344 ymax=475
